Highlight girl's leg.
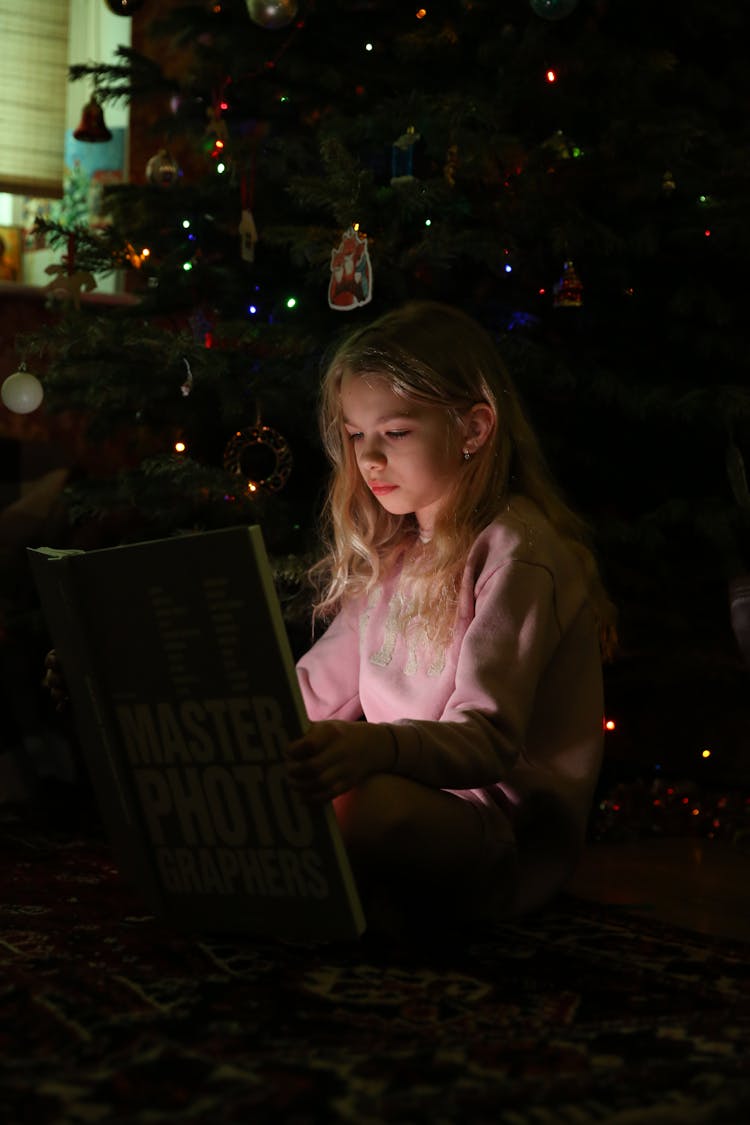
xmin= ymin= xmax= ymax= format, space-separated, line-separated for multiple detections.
xmin=333 ymin=773 xmax=517 ymax=927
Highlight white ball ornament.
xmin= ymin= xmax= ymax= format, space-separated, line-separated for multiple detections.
xmin=246 ymin=1 xmax=298 ymax=30
xmin=1 ymin=369 xmax=45 ymax=414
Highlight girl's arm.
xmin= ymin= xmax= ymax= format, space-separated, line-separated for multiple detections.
xmin=296 ymin=597 xmax=363 ymax=722
xmin=388 ymin=560 xmax=562 ymax=788
xmin=287 ymin=561 xmax=575 ymax=801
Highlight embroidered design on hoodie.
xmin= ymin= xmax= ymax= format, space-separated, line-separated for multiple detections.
xmin=367 ymin=583 xmax=446 ymax=677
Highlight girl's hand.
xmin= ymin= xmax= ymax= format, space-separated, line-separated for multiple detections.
xmin=42 ymin=649 xmax=70 ymax=712
xmin=284 ymin=720 xmax=395 ymax=803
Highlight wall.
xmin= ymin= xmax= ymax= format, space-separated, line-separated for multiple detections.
xmin=0 ymin=0 xmax=131 ymax=292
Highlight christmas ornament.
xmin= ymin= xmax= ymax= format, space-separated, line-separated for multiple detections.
xmin=238 ymin=210 xmax=258 ymax=262
xmin=205 ymin=106 xmax=229 ymax=158
xmin=553 ymin=260 xmax=583 ymax=308
xmin=73 ymin=95 xmax=112 ymax=143
xmin=44 ymin=265 xmax=97 ymax=309
xmin=246 ymin=0 xmax=298 ymax=30
xmin=391 ymin=126 xmax=420 ymax=184
xmin=444 ymin=143 xmax=459 ymax=186
xmin=328 ymin=226 xmax=373 ymax=311
xmin=1 ymin=366 xmax=44 ymax=415
xmin=729 ymin=575 xmax=750 ymax=671
xmin=145 ymin=148 xmax=181 ymax=187
xmin=543 ymin=129 xmax=571 ymax=161
xmin=223 ymin=424 xmax=293 ymax=493
xmin=529 ymin=0 xmax=579 ymax=20
xmin=180 ymin=358 xmax=194 ymax=398
xmin=103 ymin=0 xmax=147 ymax=13
xmin=124 ymin=242 xmax=147 ymax=269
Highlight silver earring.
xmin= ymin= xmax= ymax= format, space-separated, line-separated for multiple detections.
xmin=463 ymin=448 xmax=471 ymax=461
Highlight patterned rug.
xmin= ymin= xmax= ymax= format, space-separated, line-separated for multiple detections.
xmin=1 ymin=822 xmax=749 ymax=1125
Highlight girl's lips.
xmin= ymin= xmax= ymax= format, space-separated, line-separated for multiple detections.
xmin=370 ymin=483 xmax=398 ymax=496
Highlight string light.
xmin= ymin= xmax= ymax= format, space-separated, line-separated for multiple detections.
xmin=365 ymin=42 xmax=374 ymax=52
xmin=174 ymin=440 xmax=186 ymax=453
xmin=604 ymin=718 xmax=616 ymax=731
xmin=546 ymin=69 xmax=557 ymax=83
xmin=701 ymin=748 xmax=712 ymax=758
xmin=286 ymin=297 xmax=297 ymax=309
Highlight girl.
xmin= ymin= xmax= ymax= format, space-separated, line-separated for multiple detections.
xmin=285 ymin=300 xmax=615 ymax=928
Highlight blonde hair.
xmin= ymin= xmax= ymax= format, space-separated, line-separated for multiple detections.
xmin=311 ymin=300 xmax=616 ymax=658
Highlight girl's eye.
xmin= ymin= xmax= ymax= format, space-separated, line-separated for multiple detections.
xmin=347 ymin=432 xmax=363 ymax=442
xmin=386 ymin=430 xmax=409 ymax=440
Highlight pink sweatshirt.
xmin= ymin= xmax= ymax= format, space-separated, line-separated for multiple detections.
xmin=296 ymin=497 xmax=604 ymax=910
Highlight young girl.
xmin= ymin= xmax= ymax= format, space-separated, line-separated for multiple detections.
xmin=284 ymin=299 xmax=615 ymax=927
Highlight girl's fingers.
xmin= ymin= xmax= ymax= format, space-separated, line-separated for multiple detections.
xmin=285 ymin=736 xmax=332 ymax=762
xmin=285 ymin=761 xmax=344 ymax=802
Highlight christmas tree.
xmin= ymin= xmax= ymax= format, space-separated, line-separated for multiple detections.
xmin=15 ymin=0 xmax=750 ymax=776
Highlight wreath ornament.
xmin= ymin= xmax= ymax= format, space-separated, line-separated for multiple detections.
xmin=223 ymin=423 xmax=293 ymax=493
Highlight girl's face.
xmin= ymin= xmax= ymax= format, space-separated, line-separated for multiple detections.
xmin=340 ymin=371 xmax=462 ymax=534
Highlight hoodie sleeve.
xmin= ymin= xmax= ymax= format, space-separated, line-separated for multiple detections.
xmin=385 ymin=559 xmax=561 ymax=788
xmin=296 ymin=599 xmax=364 ymax=722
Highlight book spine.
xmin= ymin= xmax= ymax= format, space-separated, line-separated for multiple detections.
xmin=249 ymin=527 xmax=366 ymax=935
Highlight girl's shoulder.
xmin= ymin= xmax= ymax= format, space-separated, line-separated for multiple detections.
xmin=471 ymin=497 xmax=555 ymax=563
xmin=469 ymin=498 xmax=582 ymax=592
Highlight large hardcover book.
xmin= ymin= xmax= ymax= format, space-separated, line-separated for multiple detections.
xmin=28 ymin=526 xmax=365 ymax=941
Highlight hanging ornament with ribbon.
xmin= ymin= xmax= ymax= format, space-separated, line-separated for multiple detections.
xmin=391 ymin=126 xmax=421 ymax=185
xmin=328 ymin=226 xmax=373 ymax=311
xmin=246 ymin=1 xmax=298 ymax=30
xmin=145 ymin=148 xmax=181 ymax=187
xmin=239 ymin=210 xmax=258 ymax=262
xmin=44 ymin=233 xmax=97 ymax=309
xmin=238 ymin=168 xmax=258 ymax=262
xmin=553 ymin=259 xmax=583 ymax=308
xmin=103 ymin=0 xmax=148 ymax=13
xmin=1 ymin=363 xmax=44 ymax=415
xmin=180 ymin=358 xmax=194 ymax=398
xmin=223 ymin=421 xmax=293 ymax=494
xmin=73 ymin=94 xmax=112 ymax=143
xmin=529 ymin=0 xmax=579 ymax=19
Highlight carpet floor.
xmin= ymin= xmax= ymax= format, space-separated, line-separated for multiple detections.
xmin=1 ymin=823 xmax=749 ymax=1125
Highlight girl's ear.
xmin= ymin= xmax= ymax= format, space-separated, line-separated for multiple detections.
xmin=462 ymin=402 xmax=495 ymax=454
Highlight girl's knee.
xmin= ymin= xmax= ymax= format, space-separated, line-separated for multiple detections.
xmin=334 ymin=773 xmax=412 ymax=856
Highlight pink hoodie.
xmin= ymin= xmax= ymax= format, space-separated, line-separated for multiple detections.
xmin=296 ymin=497 xmax=604 ymax=910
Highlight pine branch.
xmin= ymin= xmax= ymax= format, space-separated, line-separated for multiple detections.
xmin=68 ymin=46 xmax=178 ymax=103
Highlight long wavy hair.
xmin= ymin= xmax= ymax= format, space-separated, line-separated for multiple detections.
xmin=311 ymin=300 xmax=616 ymax=657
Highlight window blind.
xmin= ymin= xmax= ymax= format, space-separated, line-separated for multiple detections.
xmin=0 ymin=0 xmax=71 ymax=197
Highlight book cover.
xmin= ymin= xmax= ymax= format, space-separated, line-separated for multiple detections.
xmin=28 ymin=525 xmax=366 ymax=940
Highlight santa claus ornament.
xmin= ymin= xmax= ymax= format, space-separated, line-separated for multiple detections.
xmin=328 ymin=226 xmax=372 ymax=311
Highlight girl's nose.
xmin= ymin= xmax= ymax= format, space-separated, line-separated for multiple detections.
xmin=359 ymin=438 xmax=386 ymax=470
